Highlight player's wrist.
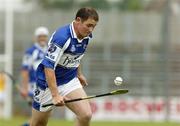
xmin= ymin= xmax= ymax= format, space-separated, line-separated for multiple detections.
xmin=23 ymin=87 xmax=28 ymax=91
xmin=20 ymin=86 xmax=28 ymax=92
xmin=51 ymin=92 xmax=60 ymax=98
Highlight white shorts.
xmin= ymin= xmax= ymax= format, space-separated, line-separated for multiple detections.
xmin=32 ymin=77 xmax=82 ymax=112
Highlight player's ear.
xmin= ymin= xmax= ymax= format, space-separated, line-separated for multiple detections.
xmin=76 ymin=17 xmax=83 ymax=23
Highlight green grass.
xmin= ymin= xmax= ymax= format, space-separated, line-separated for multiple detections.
xmin=0 ymin=117 xmax=179 ymax=126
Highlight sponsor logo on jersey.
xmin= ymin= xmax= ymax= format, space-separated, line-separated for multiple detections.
xmin=62 ymin=55 xmax=81 ymax=66
xmin=58 ymin=54 xmax=84 ymax=68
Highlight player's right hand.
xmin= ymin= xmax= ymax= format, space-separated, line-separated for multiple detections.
xmin=52 ymin=95 xmax=65 ymax=106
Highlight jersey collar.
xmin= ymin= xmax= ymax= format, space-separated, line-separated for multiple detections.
xmin=70 ymin=21 xmax=92 ymax=43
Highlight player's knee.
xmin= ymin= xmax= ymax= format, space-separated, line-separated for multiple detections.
xmin=78 ymin=111 xmax=92 ymax=121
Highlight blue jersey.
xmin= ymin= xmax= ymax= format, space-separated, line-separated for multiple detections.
xmin=22 ymin=43 xmax=47 ymax=83
xmin=36 ymin=22 xmax=92 ymax=89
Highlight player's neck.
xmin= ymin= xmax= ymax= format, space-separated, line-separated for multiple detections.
xmin=35 ymin=43 xmax=47 ymax=51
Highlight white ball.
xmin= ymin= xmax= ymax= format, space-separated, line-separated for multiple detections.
xmin=114 ymin=77 xmax=123 ymax=86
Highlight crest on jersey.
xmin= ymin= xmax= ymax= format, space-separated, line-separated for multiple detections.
xmin=83 ymin=44 xmax=87 ymax=49
xmin=70 ymin=45 xmax=76 ymax=52
xmin=48 ymin=43 xmax=57 ymax=53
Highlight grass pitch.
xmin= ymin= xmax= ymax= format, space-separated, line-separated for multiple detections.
xmin=0 ymin=117 xmax=179 ymax=126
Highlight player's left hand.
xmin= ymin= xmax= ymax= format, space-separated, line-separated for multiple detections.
xmin=19 ymin=88 xmax=29 ymax=99
xmin=78 ymin=74 xmax=88 ymax=87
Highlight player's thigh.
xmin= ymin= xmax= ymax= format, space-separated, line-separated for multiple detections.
xmin=31 ymin=108 xmax=51 ymax=125
xmin=65 ymin=88 xmax=92 ymax=118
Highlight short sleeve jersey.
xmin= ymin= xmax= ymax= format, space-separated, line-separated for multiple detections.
xmin=22 ymin=43 xmax=47 ymax=83
xmin=36 ymin=22 xmax=92 ymax=89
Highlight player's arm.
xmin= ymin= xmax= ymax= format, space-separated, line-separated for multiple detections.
xmin=77 ymin=65 xmax=88 ymax=86
xmin=44 ymin=67 xmax=64 ymax=106
xmin=44 ymin=68 xmax=58 ymax=96
xmin=20 ymin=52 xmax=31 ymax=98
xmin=41 ymin=30 xmax=71 ymax=105
xmin=41 ymin=34 xmax=67 ymax=105
xmin=21 ymin=69 xmax=29 ymax=97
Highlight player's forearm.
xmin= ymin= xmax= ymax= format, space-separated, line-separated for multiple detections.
xmin=21 ymin=70 xmax=29 ymax=90
xmin=44 ymin=67 xmax=59 ymax=97
xmin=77 ymin=65 xmax=83 ymax=76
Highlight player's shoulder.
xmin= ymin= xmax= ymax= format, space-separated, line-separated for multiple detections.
xmin=24 ymin=44 xmax=36 ymax=54
xmin=56 ymin=24 xmax=70 ymax=37
xmin=51 ymin=24 xmax=71 ymax=44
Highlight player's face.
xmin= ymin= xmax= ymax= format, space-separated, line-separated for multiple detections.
xmin=77 ymin=18 xmax=97 ymax=38
xmin=36 ymin=35 xmax=48 ymax=47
